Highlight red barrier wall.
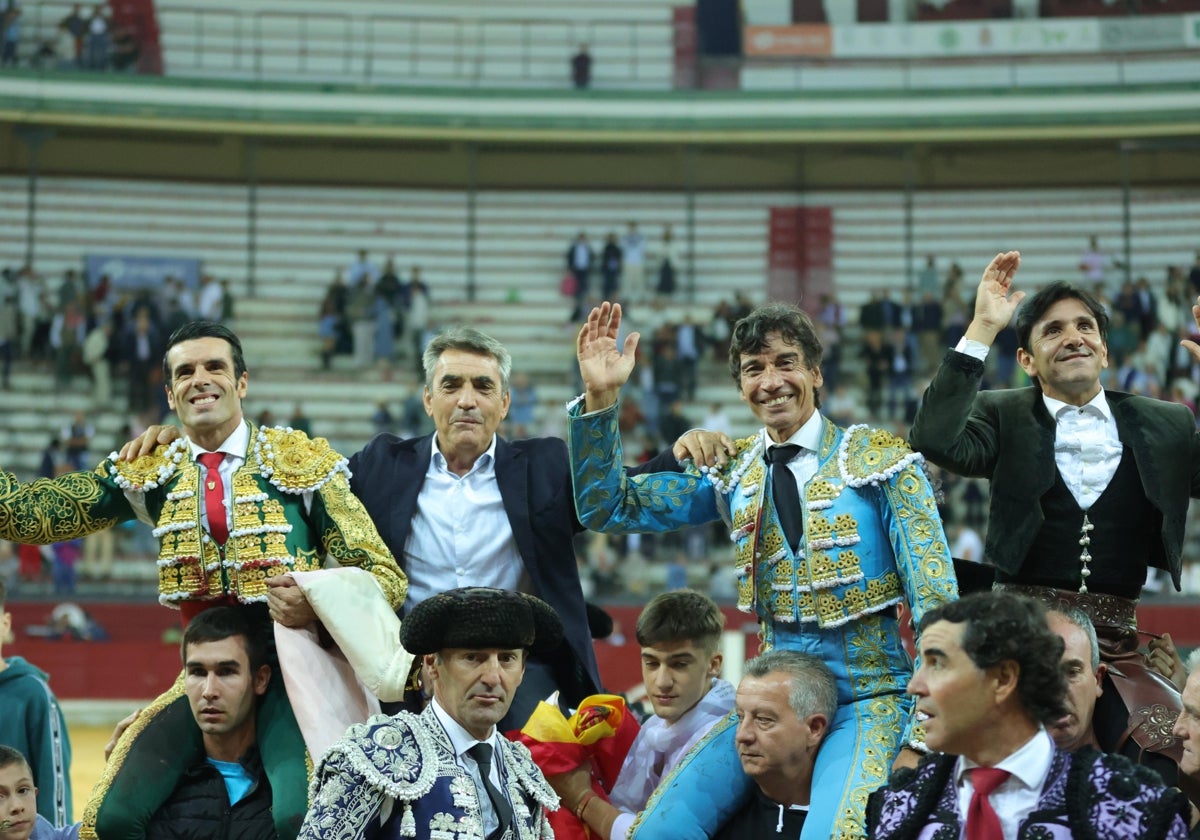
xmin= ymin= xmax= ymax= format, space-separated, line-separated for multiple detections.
xmin=6 ymin=600 xmax=1198 ymax=699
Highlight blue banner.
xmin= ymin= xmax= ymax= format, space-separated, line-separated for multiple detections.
xmin=84 ymin=254 xmax=203 ymax=291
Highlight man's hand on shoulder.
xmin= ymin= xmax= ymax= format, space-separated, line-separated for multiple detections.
xmin=118 ymin=425 xmax=182 ymax=461
xmin=964 ymin=250 xmax=1023 ymax=346
xmin=673 ymin=429 xmax=737 ymax=469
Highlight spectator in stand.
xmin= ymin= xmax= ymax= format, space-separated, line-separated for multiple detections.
xmin=372 ymin=291 xmax=396 ymax=375
xmin=406 ymin=266 xmax=431 ymax=373
xmin=16 ymin=267 xmax=47 ymax=362
xmin=886 ymin=327 xmax=914 ymax=422
xmin=571 ymin=43 xmax=591 ymax=88
xmin=83 ymin=3 xmax=108 ymax=70
xmin=49 ymin=301 xmax=85 ymax=392
xmin=195 ymin=274 xmax=223 ymax=322
xmin=600 ymin=232 xmax=623 ymax=301
xmin=621 ymin=221 xmax=647 ymax=304
xmin=1 ymin=6 xmax=19 ymax=68
xmin=507 ymin=372 xmax=537 ymax=438
xmin=60 ymin=412 xmax=93 ymax=473
xmin=109 ymin=18 xmax=138 ymax=72
xmin=860 ymin=328 xmax=890 ymax=420
xmin=914 ymin=291 xmax=944 ymax=377
xmin=0 ymin=269 xmax=15 ymax=389
xmin=346 ymin=248 xmax=376 ymax=286
xmin=566 ymin=232 xmax=593 ymax=323
xmin=59 ymin=4 xmax=84 ymax=66
xmin=81 ymin=318 xmax=112 ymax=405
xmin=346 ymin=274 xmax=375 ymax=370
xmin=123 ymin=308 xmax=161 ymax=415
xmin=658 ymin=399 xmax=692 ymax=448
xmin=371 ymin=400 xmax=395 ymax=437
xmin=916 ymin=254 xmax=939 ymax=298
xmin=1079 ymin=234 xmax=1119 ymax=285
xmin=288 ymin=403 xmax=311 ymax=437
xmin=655 ymin=224 xmax=680 ymax=301
xmin=700 ymin=401 xmax=733 ymax=438
xmin=0 ymin=582 xmax=73 ymax=826
xmin=676 ymin=314 xmax=701 ymax=402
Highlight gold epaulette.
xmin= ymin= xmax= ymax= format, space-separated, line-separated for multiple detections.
xmin=106 ymin=439 xmax=188 ymax=491
xmin=839 ymin=424 xmax=923 ymax=487
xmin=253 ymin=426 xmax=348 ymax=493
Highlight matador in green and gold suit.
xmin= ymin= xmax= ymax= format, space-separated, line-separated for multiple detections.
xmin=0 ymin=422 xmax=407 ymax=840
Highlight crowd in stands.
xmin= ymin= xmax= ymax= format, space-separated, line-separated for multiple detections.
xmin=0 ymin=3 xmax=140 ymax=73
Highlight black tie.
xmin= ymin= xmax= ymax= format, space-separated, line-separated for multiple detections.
xmin=467 ymin=742 xmax=512 ymax=836
xmin=768 ymin=444 xmax=803 ymax=551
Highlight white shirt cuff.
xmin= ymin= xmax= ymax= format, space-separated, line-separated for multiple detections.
xmin=953 ymin=337 xmax=990 ymax=361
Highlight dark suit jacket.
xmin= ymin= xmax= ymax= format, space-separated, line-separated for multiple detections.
xmin=348 ymin=432 xmax=679 ymax=704
xmin=908 ymin=350 xmax=1200 ymax=590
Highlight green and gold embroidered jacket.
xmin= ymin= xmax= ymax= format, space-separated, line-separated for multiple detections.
xmin=0 ymin=425 xmax=406 ymax=609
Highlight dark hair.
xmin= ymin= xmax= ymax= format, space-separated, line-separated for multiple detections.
xmin=635 ymin=589 xmax=725 ymax=654
xmin=422 ymin=326 xmax=512 ymax=395
xmin=1015 ymin=281 xmax=1109 ymax=354
xmin=162 ymin=320 xmax=248 ymax=385
xmin=728 ymin=303 xmax=823 ymax=407
xmin=0 ymin=745 xmax=30 ymax=774
xmin=181 ymin=606 xmax=268 ymax=673
xmin=919 ymin=592 xmax=1068 ymax=727
xmin=0 ymin=578 xmax=6 ymax=611
xmin=743 ymin=649 xmax=837 ymax=725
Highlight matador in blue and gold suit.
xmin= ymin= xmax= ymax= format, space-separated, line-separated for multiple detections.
xmin=568 ymin=406 xmax=957 ymax=840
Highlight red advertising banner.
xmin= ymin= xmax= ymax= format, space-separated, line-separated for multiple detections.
xmin=768 ymin=206 xmax=833 ymax=313
xmin=673 ymin=6 xmax=697 ymax=89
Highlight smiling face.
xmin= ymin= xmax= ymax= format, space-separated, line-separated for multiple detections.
xmin=428 ymin=648 xmax=525 ymax=741
xmin=736 ymin=333 xmax=823 ymax=443
xmin=424 ymin=349 xmax=510 ymax=474
xmin=1016 ymin=297 xmax=1108 ymax=406
xmin=733 ymin=672 xmax=824 ymax=804
xmin=641 ymin=639 xmax=721 ymax=724
xmin=1046 ymin=613 xmax=1104 ymax=752
xmin=184 ymin=635 xmax=270 ymax=761
xmin=0 ymin=762 xmax=36 ymax=840
xmin=165 ymin=337 xmax=248 ymax=451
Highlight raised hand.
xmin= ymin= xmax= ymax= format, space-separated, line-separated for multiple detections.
xmin=964 ymin=250 xmax=1023 ymax=346
xmin=1180 ymin=297 xmax=1200 ymax=366
xmin=577 ymin=302 xmax=639 ymax=412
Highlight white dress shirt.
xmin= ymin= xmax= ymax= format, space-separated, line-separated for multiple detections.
xmin=954 ymin=728 xmax=1055 ymax=840
xmin=953 ymin=340 xmax=1122 ymax=508
xmin=403 ymin=435 xmax=522 ymax=612
xmin=764 ymin=409 xmax=825 ymax=491
xmin=430 ymin=698 xmax=510 ymax=838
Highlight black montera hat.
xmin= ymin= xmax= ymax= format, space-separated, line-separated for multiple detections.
xmin=400 ymin=587 xmax=564 ymax=657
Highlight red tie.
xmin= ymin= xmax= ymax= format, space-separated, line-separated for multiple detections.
xmin=966 ymin=767 xmax=1011 ymax=840
xmin=197 ymin=452 xmax=229 ymax=546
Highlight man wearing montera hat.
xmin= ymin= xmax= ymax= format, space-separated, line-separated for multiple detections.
xmin=299 ymin=587 xmax=560 ymax=840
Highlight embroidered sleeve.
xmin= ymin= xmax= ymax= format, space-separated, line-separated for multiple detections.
xmin=313 ymin=469 xmax=407 ymax=610
xmin=567 ymin=401 xmax=720 ymax=534
xmin=871 ymin=440 xmax=958 ymax=751
xmin=0 ymin=461 xmax=138 ymax=544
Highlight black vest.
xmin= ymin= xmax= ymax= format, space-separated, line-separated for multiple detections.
xmin=997 ymin=446 xmax=1161 ymax=599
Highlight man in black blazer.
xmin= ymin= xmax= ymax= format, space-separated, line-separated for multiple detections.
xmin=909 ymin=250 xmax=1200 ymax=782
xmin=349 ymin=325 xmax=681 ymax=729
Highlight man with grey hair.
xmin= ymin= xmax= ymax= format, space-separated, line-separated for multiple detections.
xmin=1045 ymin=607 xmax=1106 ymax=754
xmin=122 ymin=325 xmax=684 ymax=727
xmin=339 ymin=325 xmax=683 ymax=727
xmin=706 ymin=650 xmax=835 ymax=839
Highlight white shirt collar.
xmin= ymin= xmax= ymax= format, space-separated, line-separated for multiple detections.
xmin=763 ymin=410 xmax=823 ymax=454
xmin=430 ymin=433 xmax=498 ymax=476
xmin=1042 ymin=389 xmax=1112 ymax=423
xmin=187 ymin=419 xmax=250 ymax=462
xmin=430 ymin=696 xmax=497 ymax=758
xmin=955 ymin=727 xmax=1055 ymax=792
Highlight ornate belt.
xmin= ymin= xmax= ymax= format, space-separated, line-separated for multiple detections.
xmin=992 ymin=582 xmax=1138 ymax=632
